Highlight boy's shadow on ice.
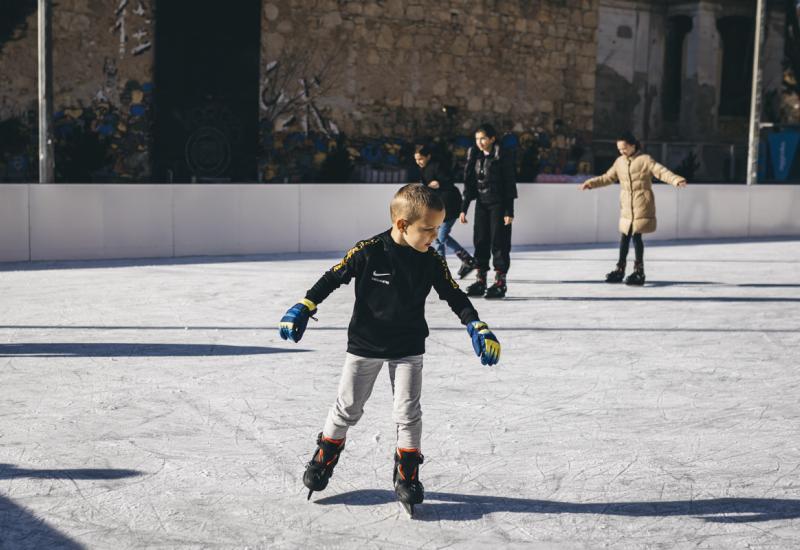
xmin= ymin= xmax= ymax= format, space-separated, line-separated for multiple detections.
xmin=515 ymin=279 xmax=719 ymax=287
xmin=314 ymin=489 xmax=800 ymax=523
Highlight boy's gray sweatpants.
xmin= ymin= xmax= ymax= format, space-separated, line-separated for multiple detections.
xmin=323 ymin=353 xmax=423 ymax=449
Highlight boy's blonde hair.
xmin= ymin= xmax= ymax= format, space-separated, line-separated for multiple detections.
xmin=390 ymin=183 xmax=444 ymax=224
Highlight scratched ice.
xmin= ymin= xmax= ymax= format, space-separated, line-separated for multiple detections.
xmin=1 ymin=238 xmax=799 ymax=548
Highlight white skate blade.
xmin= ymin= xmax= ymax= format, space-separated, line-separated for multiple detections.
xmin=398 ymin=500 xmax=415 ymax=518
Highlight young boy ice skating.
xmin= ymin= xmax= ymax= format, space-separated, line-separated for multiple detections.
xmin=278 ymin=183 xmax=501 ymax=516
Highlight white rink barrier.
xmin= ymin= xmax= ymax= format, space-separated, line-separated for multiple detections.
xmin=1 ymin=183 xmax=799 ymax=263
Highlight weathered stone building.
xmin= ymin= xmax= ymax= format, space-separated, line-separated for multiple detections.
xmin=594 ymin=0 xmax=786 ymax=179
xmin=0 ymin=0 xmax=155 ymax=181
xmin=0 ymin=0 xmax=599 ymax=182
xmin=0 ymin=0 xmax=787 ymax=182
xmin=262 ymin=1 xmax=597 ymax=137
xmin=259 ymin=0 xmax=599 ymax=181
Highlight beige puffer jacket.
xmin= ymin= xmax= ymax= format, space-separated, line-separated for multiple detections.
xmin=584 ymin=152 xmax=685 ymax=234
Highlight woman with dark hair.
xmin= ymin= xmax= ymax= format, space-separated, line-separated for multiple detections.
xmin=414 ymin=145 xmax=477 ymax=272
xmin=579 ymin=131 xmax=687 ymax=285
xmin=459 ymin=123 xmax=518 ymax=299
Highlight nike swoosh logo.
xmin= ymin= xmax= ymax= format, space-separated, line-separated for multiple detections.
xmin=372 ymin=271 xmax=391 ymax=277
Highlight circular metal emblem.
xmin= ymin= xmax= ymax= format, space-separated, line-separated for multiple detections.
xmin=185 ymin=126 xmax=231 ymax=177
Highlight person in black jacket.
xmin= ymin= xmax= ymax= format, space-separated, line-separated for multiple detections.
xmin=278 ymin=183 xmax=501 ymax=514
xmin=459 ymin=123 xmax=518 ymax=299
xmin=414 ymin=145 xmax=477 ymax=276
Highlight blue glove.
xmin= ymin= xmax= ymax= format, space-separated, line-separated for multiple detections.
xmin=467 ymin=321 xmax=501 ymax=366
xmin=279 ymin=298 xmax=317 ymax=343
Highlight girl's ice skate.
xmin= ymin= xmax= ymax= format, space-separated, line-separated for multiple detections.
xmin=625 ymin=262 xmax=645 ymax=286
xmin=456 ymin=250 xmax=478 ymax=279
xmin=466 ymin=270 xmax=488 ymax=297
xmin=484 ymin=271 xmax=507 ymax=299
xmin=605 ymin=262 xmax=626 ymax=283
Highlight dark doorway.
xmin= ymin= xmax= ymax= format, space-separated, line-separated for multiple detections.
xmin=717 ymin=16 xmax=754 ymax=117
xmin=153 ymin=0 xmax=260 ymax=182
xmin=662 ymin=15 xmax=693 ymax=123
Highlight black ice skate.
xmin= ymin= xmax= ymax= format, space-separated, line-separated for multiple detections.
xmin=484 ymin=271 xmax=507 ymax=299
xmin=456 ymin=250 xmax=478 ymax=279
xmin=303 ymin=432 xmax=345 ymax=500
xmin=605 ymin=262 xmax=626 ymax=283
xmin=394 ymin=448 xmax=424 ymax=518
xmin=625 ymin=262 xmax=645 ymax=286
xmin=466 ymin=271 xmax=488 ymax=297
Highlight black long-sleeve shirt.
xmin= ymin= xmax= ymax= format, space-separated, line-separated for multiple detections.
xmin=462 ymin=144 xmax=518 ymax=217
xmin=305 ymin=230 xmax=480 ymax=358
xmin=419 ymin=161 xmax=461 ymax=221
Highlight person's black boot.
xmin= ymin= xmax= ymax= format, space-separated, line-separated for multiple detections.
xmin=484 ymin=271 xmax=507 ymax=299
xmin=605 ymin=262 xmax=626 ymax=283
xmin=624 ymin=262 xmax=645 ymax=286
xmin=465 ymin=270 xmax=487 ymax=296
xmin=303 ymin=432 xmax=345 ymax=499
xmin=456 ymin=250 xmax=478 ymax=279
xmin=394 ymin=448 xmax=424 ymax=517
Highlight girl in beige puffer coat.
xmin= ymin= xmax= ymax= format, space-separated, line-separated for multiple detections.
xmin=579 ymin=132 xmax=687 ymax=285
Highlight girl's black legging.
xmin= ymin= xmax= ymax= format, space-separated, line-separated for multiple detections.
xmin=618 ymin=229 xmax=643 ymax=265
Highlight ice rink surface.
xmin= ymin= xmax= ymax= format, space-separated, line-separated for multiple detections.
xmin=1 ymin=238 xmax=799 ymax=549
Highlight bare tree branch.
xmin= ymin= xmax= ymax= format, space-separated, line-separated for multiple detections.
xmin=261 ymin=34 xmax=346 ymax=135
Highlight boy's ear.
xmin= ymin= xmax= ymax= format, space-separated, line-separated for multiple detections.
xmin=395 ymin=218 xmax=408 ymax=232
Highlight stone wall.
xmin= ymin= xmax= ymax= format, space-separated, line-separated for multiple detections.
xmin=592 ymin=0 xmax=786 ymax=181
xmin=2 ymin=0 xmax=598 ymax=182
xmin=0 ymin=0 xmax=153 ymax=116
xmin=0 ymin=0 xmax=154 ymax=181
xmin=594 ymin=0 xmax=785 ymax=143
xmin=259 ymin=0 xmax=599 ymax=181
xmin=261 ymin=0 xmax=598 ymax=137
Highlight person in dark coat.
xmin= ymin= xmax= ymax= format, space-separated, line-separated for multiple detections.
xmin=414 ymin=145 xmax=477 ymax=275
xmin=459 ymin=123 xmax=518 ymax=299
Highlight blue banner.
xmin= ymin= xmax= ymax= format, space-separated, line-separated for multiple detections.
xmin=767 ymin=131 xmax=800 ymax=182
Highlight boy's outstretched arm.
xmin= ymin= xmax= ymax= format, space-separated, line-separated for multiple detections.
xmin=278 ymin=239 xmax=370 ymax=343
xmin=431 ymin=253 xmax=501 ymax=366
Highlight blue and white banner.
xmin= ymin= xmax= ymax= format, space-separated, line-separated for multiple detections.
xmin=767 ymin=131 xmax=800 ymax=182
